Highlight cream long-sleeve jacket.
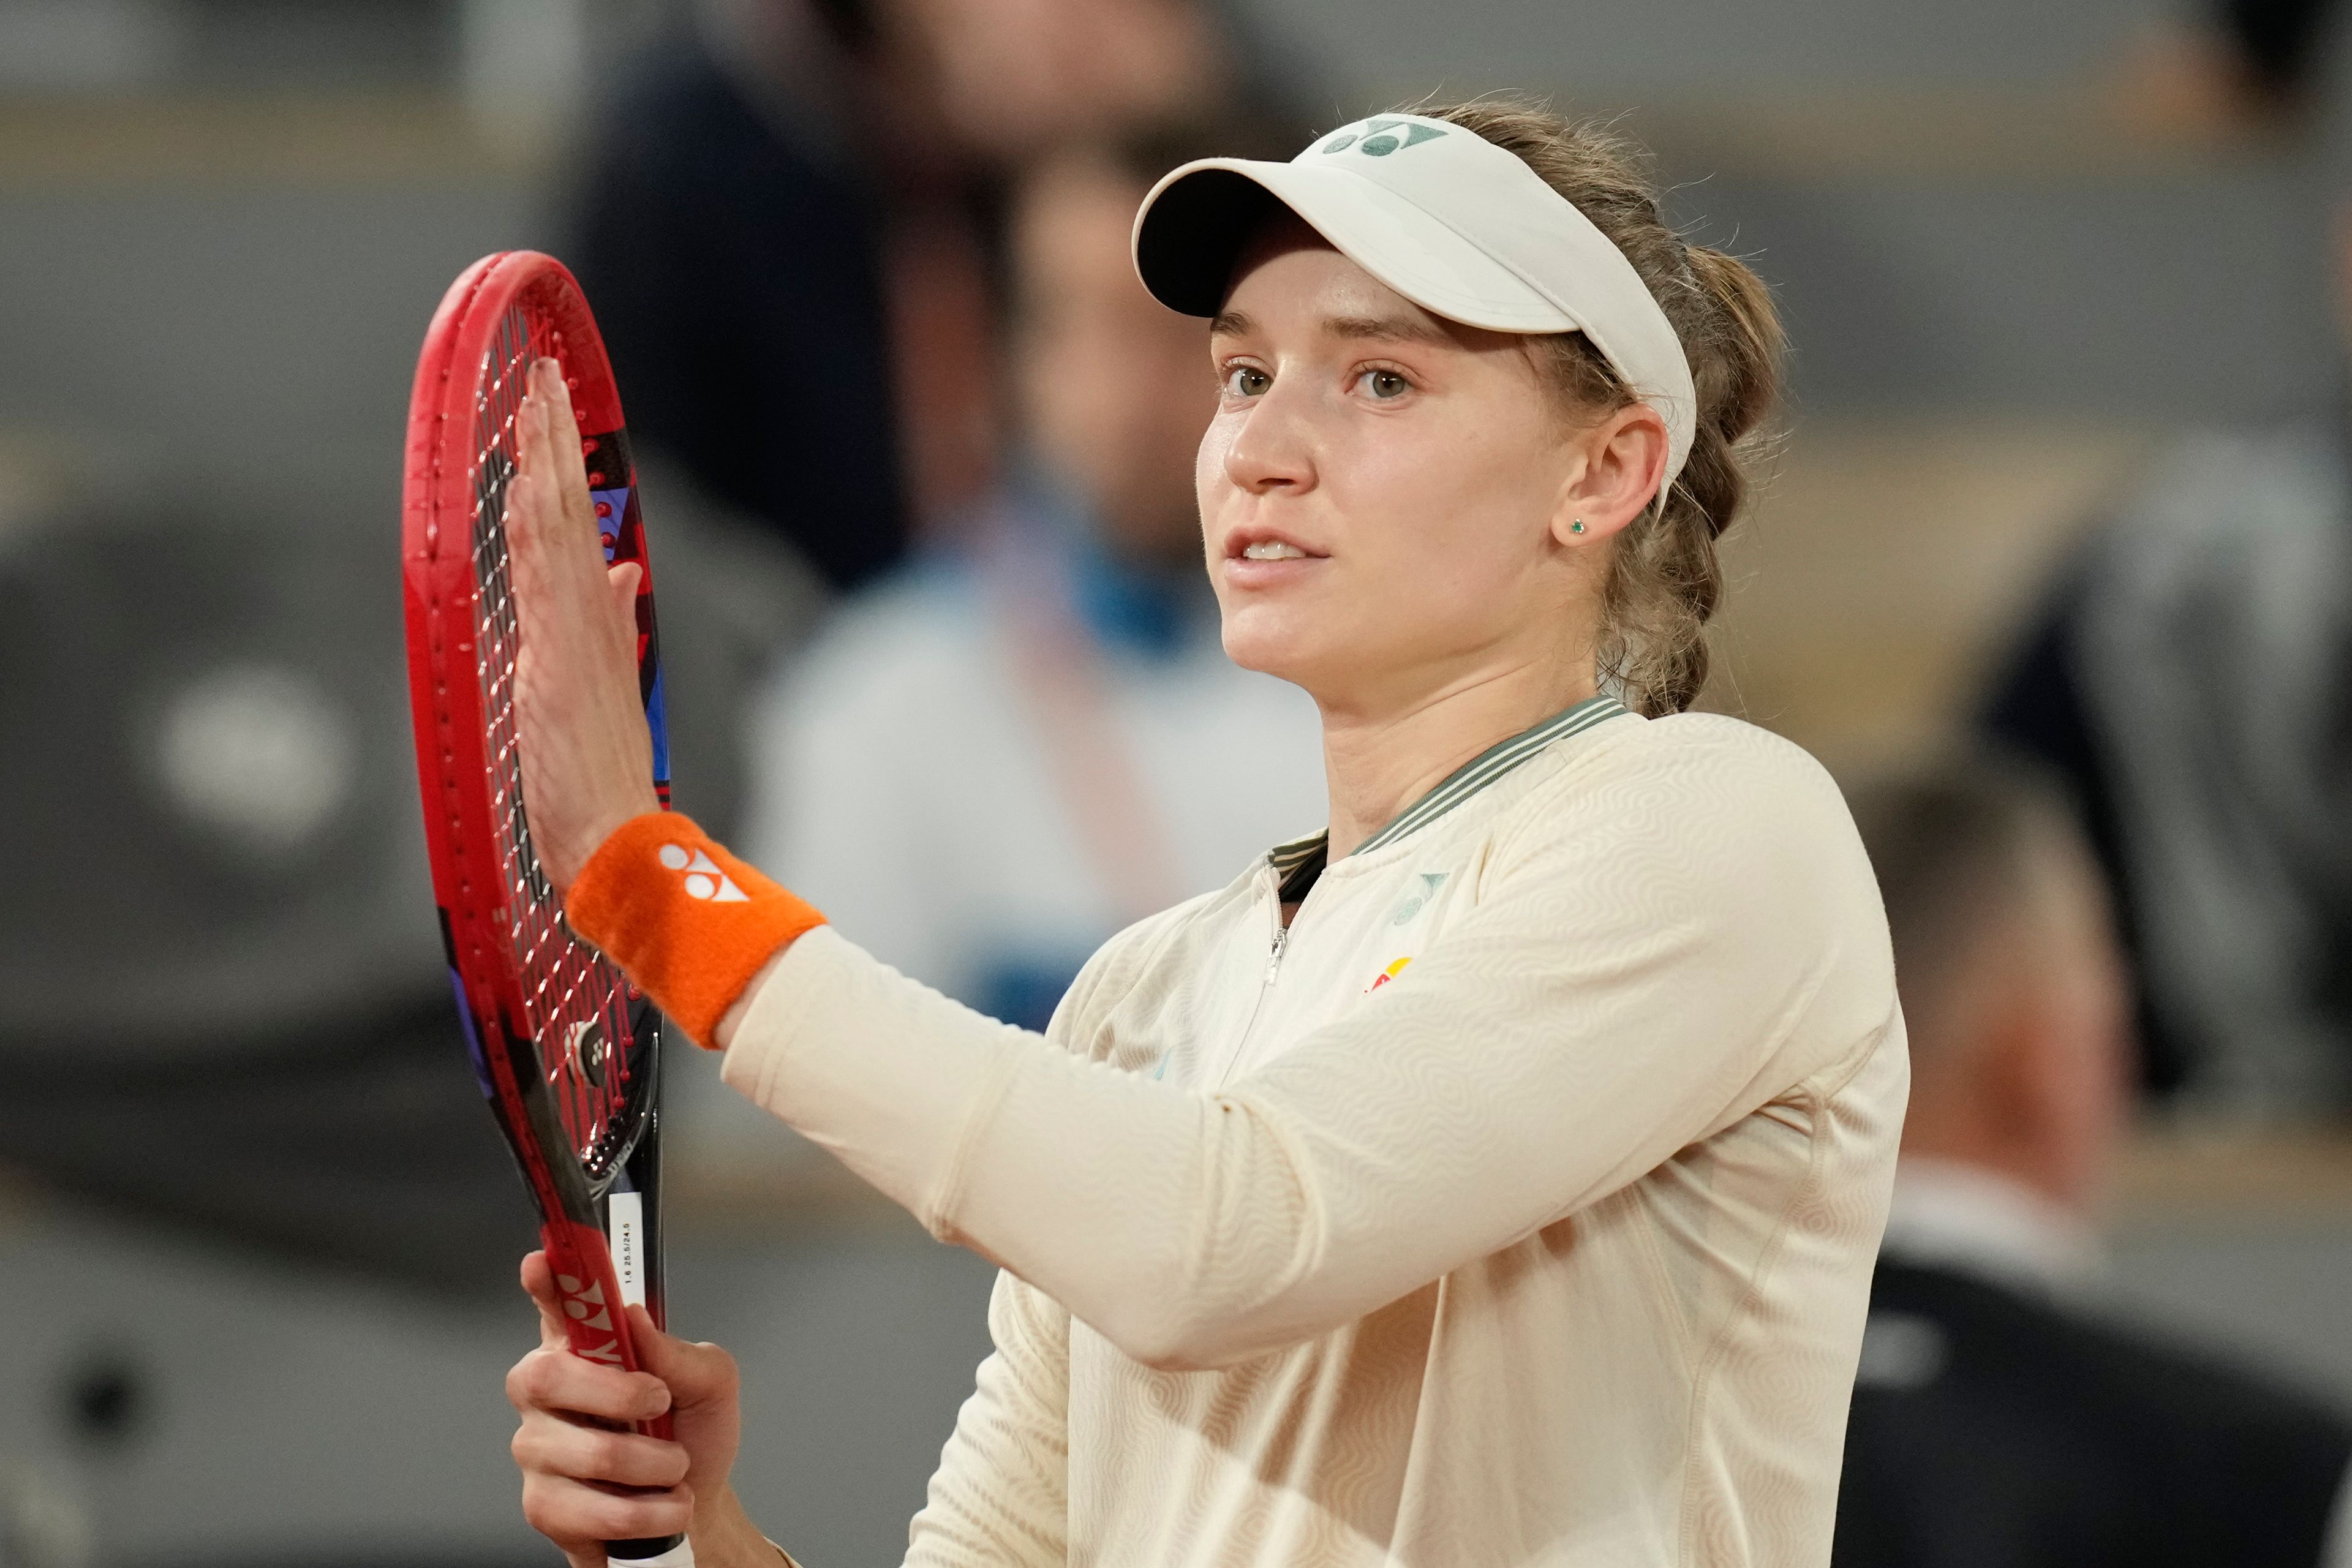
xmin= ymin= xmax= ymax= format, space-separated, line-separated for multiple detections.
xmin=720 ymin=700 xmax=1909 ymax=1567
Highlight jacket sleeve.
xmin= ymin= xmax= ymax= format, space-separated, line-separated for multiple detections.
xmin=902 ymin=1272 xmax=1071 ymax=1567
xmin=721 ymin=728 xmax=1895 ymax=1370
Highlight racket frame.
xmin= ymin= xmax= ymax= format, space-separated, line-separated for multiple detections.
xmin=401 ymin=250 xmax=688 ymax=1565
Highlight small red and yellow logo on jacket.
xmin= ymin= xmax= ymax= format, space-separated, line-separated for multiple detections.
xmin=1367 ymin=956 xmax=1412 ymax=993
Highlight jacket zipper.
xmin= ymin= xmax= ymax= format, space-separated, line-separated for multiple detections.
xmin=1212 ymin=883 xmax=1291 ymax=1087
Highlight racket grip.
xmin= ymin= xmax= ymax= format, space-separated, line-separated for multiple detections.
xmin=537 ymin=1226 xmax=688 ymax=1564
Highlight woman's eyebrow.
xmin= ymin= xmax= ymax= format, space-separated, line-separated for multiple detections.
xmin=1324 ymin=314 xmax=1452 ymax=347
xmin=1207 ymin=310 xmax=1450 ymax=347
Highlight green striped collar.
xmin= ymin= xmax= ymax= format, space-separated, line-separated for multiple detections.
xmin=1268 ymin=695 xmax=1629 ymax=897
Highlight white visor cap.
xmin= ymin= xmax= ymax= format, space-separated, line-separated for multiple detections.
xmin=1133 ymin=112 xmax=1698 ymax=497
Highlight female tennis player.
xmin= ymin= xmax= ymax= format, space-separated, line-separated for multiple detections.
xmin=501 ymin=99 xmax=1907 ymax=1567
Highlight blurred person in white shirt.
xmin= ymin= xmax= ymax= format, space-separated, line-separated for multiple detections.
xmin=738 ymin=123 xmax=1326 ymax=1028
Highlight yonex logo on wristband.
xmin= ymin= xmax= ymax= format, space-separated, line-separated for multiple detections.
xmin=657 ymin=842 xmax=748 ymax=903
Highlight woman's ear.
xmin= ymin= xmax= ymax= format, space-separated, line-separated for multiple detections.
xmin=1550 ymin=404 xmax=1670 ymax=548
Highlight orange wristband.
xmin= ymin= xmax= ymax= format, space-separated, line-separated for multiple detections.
xmin=564 ymin=812 xmax=826 ymax=1049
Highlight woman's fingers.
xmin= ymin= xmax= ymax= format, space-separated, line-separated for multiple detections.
xmin=521 ymin=1251 xmax=570 ymax=1352
xmin=513 ymin=362 xmax=603 ymax=594
xmin=507 ymin=1343 xmax=673 ymax=1428
xmin=510 ymin=371 xmax=560 ymax=555
xmin=522 ymin=360 xmax=599 ymax=556
xmin=513 ymin=1411 xmax=692 ymax=1490
xmin=505 ymin=353 xmax=659 ymax=891
xmin=507 ymin=1264 xmax=673 ymax=1425
xmin=540 ymin=359 xmax=597 ymax=500
xmin=607 ymin=559 xmax=643 ymax=629
xmin=520 ymin=1468 xmax=695 ymax=1549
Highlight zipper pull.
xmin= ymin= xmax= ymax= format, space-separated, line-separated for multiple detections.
xmin=1265 ymin=923 xmax=1290 ymax=986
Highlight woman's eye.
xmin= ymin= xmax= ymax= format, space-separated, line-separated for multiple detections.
xmin=1361 ymin=369 xmax=1412 ymax=400
xmin=1223 ymin=365 xmax=1272 ymax=398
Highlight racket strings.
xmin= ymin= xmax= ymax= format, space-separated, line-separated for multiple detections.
xmin=470 ymin=300 xmax=645 ymax=1178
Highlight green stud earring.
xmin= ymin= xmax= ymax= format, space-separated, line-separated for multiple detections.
xmin=1570 ymin=519 xmax=1586 ymax=534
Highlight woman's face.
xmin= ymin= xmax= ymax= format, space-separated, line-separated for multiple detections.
xmin=1199 ymin=222 xmax=1625 ymax=715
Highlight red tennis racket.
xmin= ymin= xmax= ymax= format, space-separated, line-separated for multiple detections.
xmin=401 ymin=251 xmax=690 ymax=1567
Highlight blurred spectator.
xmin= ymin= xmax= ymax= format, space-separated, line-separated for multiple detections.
xmin=571 ymin=0 xmax=1286 ymax=588
xmin=570 ymin=2 xmax=913 ymax=591
xmin=1833 ymin=756 xmax=2352 ymax=1568
xmin=1981 ymin=393 xmax=2352 ymax=1113
xmin=739 ymin=124 xmax=1325 ymax=1028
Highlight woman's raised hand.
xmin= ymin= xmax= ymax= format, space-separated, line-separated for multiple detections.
xmin=508 ymin=356 xmax=660 ymax=894
xmin=507 ymin=1250 xmax=778 ymax=1566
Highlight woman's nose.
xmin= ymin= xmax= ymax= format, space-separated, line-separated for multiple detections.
xmin=1221 ymin=381 xmax=1317 ymax=496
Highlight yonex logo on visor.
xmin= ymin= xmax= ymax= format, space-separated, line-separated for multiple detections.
xmin=1321 ymin=120 xmax=1446 ymax=157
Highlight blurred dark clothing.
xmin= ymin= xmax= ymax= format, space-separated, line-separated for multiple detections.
xmin=1981 ymin=565 xmax=2187 ymax=1094
xmin=1835 ymin=1165 xmax=2352 ymax=1568
xmin=2223 ymin=0 xmax=2345 ymax=96
xmin=1983 ymin=423 xmax=2352 ymax=1113
xmin=573 ymin=34 xmax=911 ymax=591
xmin=1837 ymin=1261 xmax=2352 ymax=1567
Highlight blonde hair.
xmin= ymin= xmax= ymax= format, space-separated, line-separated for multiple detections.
xmin=1420 ymin=99 xmax=1784 ymax=717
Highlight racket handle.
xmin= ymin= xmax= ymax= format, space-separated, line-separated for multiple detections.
xmin=538 ymin=1225 xmax=692 ymax=1562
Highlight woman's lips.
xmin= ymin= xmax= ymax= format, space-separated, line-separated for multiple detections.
xmin=1221 ymin=531 xmax=1325 ymax=590
xmin=1221 ymin=550 xmax=1323 ymax=590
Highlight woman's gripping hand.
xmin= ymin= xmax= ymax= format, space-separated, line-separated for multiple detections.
xmin=507 ymin=1250 xmax=780 ymax=1566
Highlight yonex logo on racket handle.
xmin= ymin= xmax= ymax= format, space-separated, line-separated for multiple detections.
xmin=556 ymin=1272 xmax=624 ymax=1360
xmin=657 ymin=843 xmax=748 ymax=903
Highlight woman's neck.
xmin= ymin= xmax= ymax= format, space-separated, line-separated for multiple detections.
xmin=1318 ymin=662 xmax=1599 ymax=860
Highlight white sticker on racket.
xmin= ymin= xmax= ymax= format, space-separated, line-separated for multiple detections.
xmin=608 ymin=1191 xmax=647 ymax=1308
